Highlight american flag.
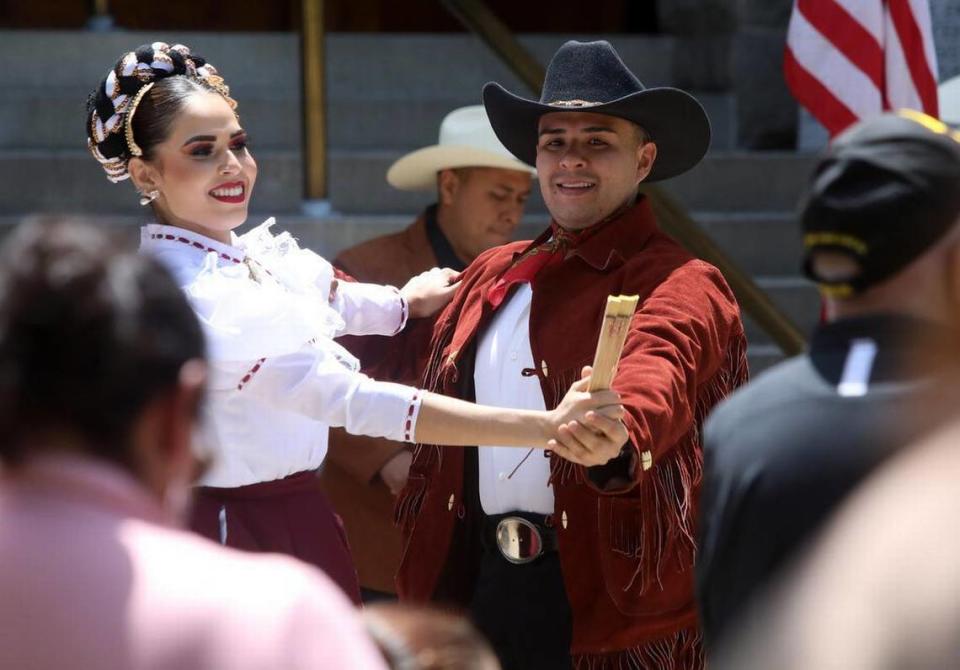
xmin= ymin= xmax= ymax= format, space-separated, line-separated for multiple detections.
xmin=785 ymin=0 xmax=940 ymax=137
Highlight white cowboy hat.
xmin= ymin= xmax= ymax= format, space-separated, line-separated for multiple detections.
xmin=386 ymin=105 xmax=535 ymax=191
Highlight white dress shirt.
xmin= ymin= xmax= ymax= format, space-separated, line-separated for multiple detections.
xmin=475 ymin=284 xmax=554 ymax=514
xmin=140 ymin=219 xmax=423 ymax=487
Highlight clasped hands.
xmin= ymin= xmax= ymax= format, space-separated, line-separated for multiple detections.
xmin=399 ymin=268 xmax=629 ymax=469
xmin=544 ymin=366 xmax=629 ymax=467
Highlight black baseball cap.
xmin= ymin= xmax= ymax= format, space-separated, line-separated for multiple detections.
xmin=801 ymin=110 xmax=960 ymax=296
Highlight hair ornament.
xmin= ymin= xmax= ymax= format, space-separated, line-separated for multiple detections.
xmin=86 ymin=42 xmax=234 ymax=182
xmin=124 ymin=82 xmax=155 ymax=158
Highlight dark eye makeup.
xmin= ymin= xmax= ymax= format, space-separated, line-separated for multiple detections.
xmin=187 ymin=143 xmax=215 ymax=157
xmin=229 ymin=132 xmax=250 ymax=151
xmin=183 ymin=132 xmax=250 ymax=157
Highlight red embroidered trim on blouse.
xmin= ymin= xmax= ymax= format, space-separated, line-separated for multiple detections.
xmin=393 ymin=289 xmax=408 ymax=336
xmin=237 ymin=357 xmax=267 ymax=391
xmin=403 ymin=391 xmax=419 ymax=442
xmin=149 ymin=233 xmax=244 ymax=265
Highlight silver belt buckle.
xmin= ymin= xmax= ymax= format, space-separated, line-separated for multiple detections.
xmin=495 ymin=516 xmax=544 ymax=564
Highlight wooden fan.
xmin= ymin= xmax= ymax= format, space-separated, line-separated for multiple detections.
xmin=588 ymin=295 xmax=639 ymax=391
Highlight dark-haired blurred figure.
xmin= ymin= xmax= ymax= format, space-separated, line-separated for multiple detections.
xmin=697 ymin=110 xmax=960 ymax=651
xmin=364 ymin=604 xmax=500 ymax=670
xmin=0 ymin=221 xmax=387 ymax=669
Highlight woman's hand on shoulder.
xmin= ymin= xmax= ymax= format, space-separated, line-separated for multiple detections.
xmin=400 ymin=267 xmax=461 ymax=319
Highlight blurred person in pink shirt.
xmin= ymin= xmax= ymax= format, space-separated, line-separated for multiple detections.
xmin=0 ymin=220 xmax=387 ymax=670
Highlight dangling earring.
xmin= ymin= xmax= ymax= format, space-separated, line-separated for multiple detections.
xmin=139 ymin=190 xmax=159 ymax=206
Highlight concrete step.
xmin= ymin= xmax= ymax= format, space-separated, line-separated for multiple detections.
xmin=662 ymin=151 xmax=817 ymax=211
xmin=329 ymin=93 xmax=736 ymax=150
xmin=0 ymin=31 xmax=680 ymax=97
xmin=0 ymin=150 xmax=301 ymax=215
xmin=324 ymin=34 xmax=675 ymax=101
xmin=0 ymin=31 xmax=300 ymax=92
xmin=743 ymin=276 xmax=820 ymax=345
xmin=0 ymin=87 xmax=735 ymax=154
xmin=0 ymin=87 xmax=302 ymax=151
xmin=0 ymin=30 xmax=677 ymax=100
xmin=0 ymin=31 xmax=734 ymax=151
xmin=326 ymin=92 xmax=733 ymax=151
xmin=697 ymin=211 xmax=802 ymax=277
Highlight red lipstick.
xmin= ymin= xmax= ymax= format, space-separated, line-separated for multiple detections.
xmin=209 ymin=181 xmax=246 ymax=204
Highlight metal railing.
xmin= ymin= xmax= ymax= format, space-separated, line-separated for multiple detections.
xmin=301 ymin=0 xmax=328 ymax=203
xmin=442 ymin=0 xmax=806 ymax=356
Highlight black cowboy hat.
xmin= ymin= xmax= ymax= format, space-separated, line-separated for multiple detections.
xmin=482 ymin=40 xmax=711 ymax=182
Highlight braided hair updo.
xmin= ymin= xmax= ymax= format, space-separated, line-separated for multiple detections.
xmin=86 ymin=42 xmax=237 ymax=183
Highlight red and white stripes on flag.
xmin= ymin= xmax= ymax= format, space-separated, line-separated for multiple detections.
xmin=785 ymin=0 xmax=939 ymax=137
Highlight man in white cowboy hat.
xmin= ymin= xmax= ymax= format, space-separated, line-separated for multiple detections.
xmin=351 ymin=40 xmax=747 ymax=669
xmin=319 ymin=105 xmax=535 ymax=600
xmin=339 ymin=105 xmax=535 ymax=280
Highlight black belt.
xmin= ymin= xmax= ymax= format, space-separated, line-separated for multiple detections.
xmin=482 ymin=511 xmax=558 ymax=564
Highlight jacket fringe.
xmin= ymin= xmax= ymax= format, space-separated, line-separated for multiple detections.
xmin=623 ymin=331 xmax=749 ymax=595
xmin=393 ymin=477 xmax=427 ymax=534
xmin=394 ymin=315 xmax=460 ymax=531
xmin=573 ymin=626 xmax=703 ymax=670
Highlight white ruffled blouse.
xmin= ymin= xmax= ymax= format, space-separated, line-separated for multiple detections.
xmin=140 ymin=220 xmax=423 ymax=488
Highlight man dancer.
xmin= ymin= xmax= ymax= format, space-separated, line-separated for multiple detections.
xmin=374 ymin=40 xmax=746 ymax=669
xmin=321 ymin=106 xmax=533 ymax=599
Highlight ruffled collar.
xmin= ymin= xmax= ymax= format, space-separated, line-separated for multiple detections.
xmin=140 ymin=223 xmax=247 ymax=265
xmin=140 ymin=218 xmax=355 ymax=367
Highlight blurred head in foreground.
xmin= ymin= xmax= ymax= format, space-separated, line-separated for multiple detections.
xmin=363 ymin=604 xmax=501 ymax=670
xmin=0 ymin=219 xmax=206 ymax=513
xmin=801 ymin=110 xmax=960 ymax=324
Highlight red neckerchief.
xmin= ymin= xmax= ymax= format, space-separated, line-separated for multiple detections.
xmin=485 ymin=203 xmax=628 ymax=310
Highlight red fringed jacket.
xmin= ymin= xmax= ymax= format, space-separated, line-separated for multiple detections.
xmin=363 ymin=198 xmax=747 ymax=669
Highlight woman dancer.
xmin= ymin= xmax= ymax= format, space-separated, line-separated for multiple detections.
xmin=85 ymin=42 xmax=626 ymax=602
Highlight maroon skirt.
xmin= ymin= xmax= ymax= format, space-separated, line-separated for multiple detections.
xmin=190 ymin=470 xmax=362 ymax=604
